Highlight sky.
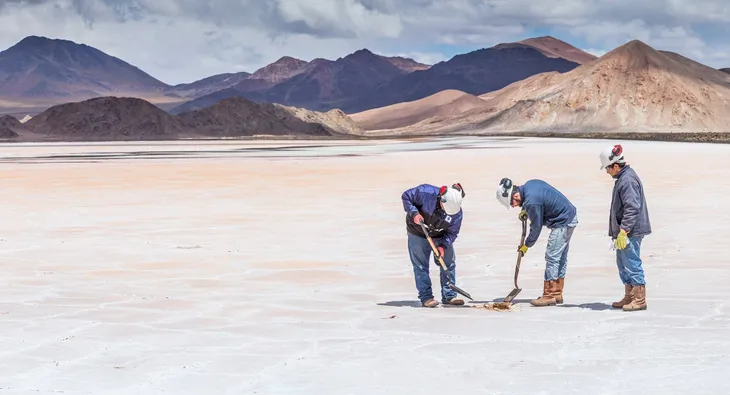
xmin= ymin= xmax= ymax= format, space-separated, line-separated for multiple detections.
xmin=1 ymin=0 xmax=729 ymax=85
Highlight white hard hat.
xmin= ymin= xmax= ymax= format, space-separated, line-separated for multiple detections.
xmin=439 ymin=183 xmax=465 ymax=215
xmin=599 ymin=144 xmax=625 ymax=170
xmin=496 ymin=178 xmax=514 ymax=209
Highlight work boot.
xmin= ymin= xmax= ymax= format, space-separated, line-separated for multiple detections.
xmin=623 ymin=285 xmax=647 ymax=311
xmin=554 ymin=278 xmax=565 ymax=304
xmin=530 ymin=280 xmax=557 ymax=306
xmin=422 ymin=299 xmax=439 ymax=308
xmin=611 ymin=284 xmax=633 ymax=308
xmin=444 ymin=297 xmax=464 ymax=306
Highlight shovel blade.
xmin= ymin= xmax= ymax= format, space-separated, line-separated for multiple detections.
xmin=503 ymin=287 xmax=522 ymax=303
xmin=448 ymin=283 xmax=473 ymax=301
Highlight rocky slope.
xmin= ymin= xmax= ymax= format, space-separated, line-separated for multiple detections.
xmin=176 ymin=97 xmax=361 ymax=137
xmin=515 ymin=36 xmax=598 ymax=64
xmin=721 ymin=68 xmax=730 ymax=74
xmin=0 ymin=36 xmax=169 ymax=101
xmin=349 ymin=89 xmax=488 ymax=130
xmin=165 ymin=72 xmax=251 ymax=99
xmin=2 ymin=95 xmax=362 ymax=141
xmin=24 ymin=97 xmax=186 ymax=140
xmin=375 ymin=40 xmax=730 ymax=135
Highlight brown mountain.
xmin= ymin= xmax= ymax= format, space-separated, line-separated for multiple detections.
xmin=24 ymin=97 xmax=186 ymax=140
xmin=176 ymin=96 xmax=361 ymax=137
xmin=0 ymin=36 xmax=170 ymax=102
xmin=514 ymin=36 xmax=597 ymax=64
xmin=0 ymin=115 xmax=22 ymax=138
xmin=165 ymin=72 xmax=250 ymax=99
xmin=170 ymin=49 xmax=419 ymax=114
xmin=382 ymin=56 xmax=430 ymax=72
xmin=344 ymin=41 xmax=581 ymax=113
xmin=374 ymin=40 xmax=730 ymax=135
xmin=350 ymin=89 xmax=488 ymax=130
xmin=721 ymin=68 xmax=730 ymax=74
xmin=5 ymin=95 xmax=362 ymax=141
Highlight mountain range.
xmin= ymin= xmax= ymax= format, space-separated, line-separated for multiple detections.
xmin=355 ymin=40 xmax=730 ymax=136
xmin=1 ymin=34 xmax=729 ymax=142
xmin=0 ymin=35 xmax=593 ymax=117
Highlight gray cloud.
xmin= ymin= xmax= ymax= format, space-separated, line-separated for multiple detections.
xmin=0 ymin=0 xmax=728 ymax=84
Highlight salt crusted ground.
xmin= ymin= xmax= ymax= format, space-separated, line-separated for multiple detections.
xmin=0 ymin=137 xmax=728 ymax=394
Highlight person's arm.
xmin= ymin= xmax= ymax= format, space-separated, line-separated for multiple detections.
xmin=401 ymin=184 xmax=426 ymax=221
xmin=524 ymin=204 xmax=544 ymax=247
xmin=618 ymin=178 xmax=641 ymax=234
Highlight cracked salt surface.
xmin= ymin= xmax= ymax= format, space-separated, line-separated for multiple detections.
xmin=0 ymin=136 xmax=728 ymax=394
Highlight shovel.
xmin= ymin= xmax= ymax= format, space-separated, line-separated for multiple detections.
xmin=503 ymin=215 xmax=528 ymax=303
xmin=417 ymin=220 xmax=473 ymax=301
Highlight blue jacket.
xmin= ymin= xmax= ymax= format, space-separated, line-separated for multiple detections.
xmin=519 ymin=179 xmax=577 ymax=247
xmin=609 ymin=165 xmax=651 ymax=238
xmin=401 ymin=184 xmax=463 ymax=249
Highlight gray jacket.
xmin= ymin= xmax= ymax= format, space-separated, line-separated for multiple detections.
xmin=609 ymin=165 xmax=651 ymax=238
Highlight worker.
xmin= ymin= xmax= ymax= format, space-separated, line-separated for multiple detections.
xmin=401 ymin=183 xmax=465 ymax=307
xmin=496 ymin=177 xmax=578 ymax=306
xmin=600 ymin=144 xmax=651 ymax=311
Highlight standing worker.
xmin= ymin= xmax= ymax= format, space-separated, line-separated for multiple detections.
xmin=401 ymin=183 xmax=465 ymax=308
xmin=496 ymin=178 xmax=578 ymax=307
xmin=600 ymin=144 xmax=651 ymax=311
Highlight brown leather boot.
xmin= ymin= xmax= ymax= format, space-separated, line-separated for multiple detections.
xmin=623 ymin=285 xmax=647 ymax=311
xmin=422 ymin=299 xmax=439 ymax=308
xmin=554 ymin=278 xmax=564 ymax=304
xmin=612 ymin=284 xmax=633 ymax=308
xmin=444 ymin=297 xmax=464 ymax=306
xmin=531 ymin=280 xmax=557 ymax=306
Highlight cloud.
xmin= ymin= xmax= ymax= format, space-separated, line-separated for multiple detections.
xmin=0 ymin=0 xmax=729 ymax=84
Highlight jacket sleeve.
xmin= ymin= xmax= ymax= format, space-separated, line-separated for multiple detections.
xmin=524 ymin=204 xmax=543 ymax=247
xmin=618 ymin=177 xmax=642 ymax=233
xmin=401 ymin=184 xmax=425 ymax=220
xmin=439 ymin=213 xmax=462 ymax=249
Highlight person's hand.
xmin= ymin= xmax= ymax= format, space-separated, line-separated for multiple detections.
xmin=614 ymin=229 xmax=628 ymax=250
xmin=413 ymin=213 xmax=424 ymax=225
xmin=518 ymin=209 xmax=528 ymax=221
xmin=437 ymin=246 xmax=445 ymax=257
xmin=517 ymin=245 xmax=528 ymax=256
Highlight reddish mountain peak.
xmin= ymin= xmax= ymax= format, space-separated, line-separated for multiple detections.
xmin=504 ymin=35 xmax=598 ymax=64
xmin=249 ymin=56 xmax=308 ymax=81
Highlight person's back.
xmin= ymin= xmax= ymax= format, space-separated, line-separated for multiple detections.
xmin=521 ymin=179 xmax=576 ymax=230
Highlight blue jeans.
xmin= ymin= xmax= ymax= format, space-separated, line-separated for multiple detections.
xmin=543 ymin=215 xmax=578 ymax=281
xmin=616 ymin=235 xmax=645 ymax=285
xmin=407 ymin=233 xmax=457 ymax=303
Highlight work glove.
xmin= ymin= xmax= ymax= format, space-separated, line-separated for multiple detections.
xmin=614 ymin=229 xmax=628 ymax=250
xmin=517 ymin=245 xmax=528 ymax=256
xmin=518 ymin=209 xmax=528 ymax=221
xmin=437 ymin=246 xmax=445 ymax=258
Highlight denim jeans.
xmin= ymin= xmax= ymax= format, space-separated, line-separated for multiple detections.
xmin=407 ymin=232 xmax=457 ymax=303
xmin=543 ymin=215 xmax=578 ymax=281
xmin=616 ymin=235 xmax=646 ymax=285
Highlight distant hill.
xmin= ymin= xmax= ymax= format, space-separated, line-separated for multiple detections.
xmin=372 ymin=40 xmax=730 ymax=135
xmin=514 ymin=36 xmax=598 ymax=64
xmin=164 ymin=72 xmax=251 ymax=99
xmin=0 ymin=36 xmax=170 ymax=102
xmin=349 ymin=89 xmax=488 ymax=130
xmin=171 ymin=49 xmax=423 ymax=114
xmin=721 ymin=68 xmax=730 ymax=74
xmin=3 ymin=95 xmax=362 ymax=141
xmin=176 ymin=96 xmax=361 ymax=137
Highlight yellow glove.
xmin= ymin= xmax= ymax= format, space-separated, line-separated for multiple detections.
xmin=517 ymin=245 xmax=528 ymax=256
xmin=614 ymin=229 xmax=628 ymax=250
xmin=518 ymin=209 xmax=528 ymax=221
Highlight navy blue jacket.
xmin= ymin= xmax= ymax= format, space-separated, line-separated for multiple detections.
xmin=401 ymin=184 xmax=463 ymax=249
xmin=609 ymin=165 xmax=651 ymax=238
xmin=518 ymin=179 xmax=577 ymax=247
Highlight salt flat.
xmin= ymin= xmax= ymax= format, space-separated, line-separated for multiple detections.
xmin=0 ymin=137 xmax=728 ymax=394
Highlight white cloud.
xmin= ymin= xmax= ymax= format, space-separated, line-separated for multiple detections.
xmin=0 ymin=0 xmax=729 ymax=85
